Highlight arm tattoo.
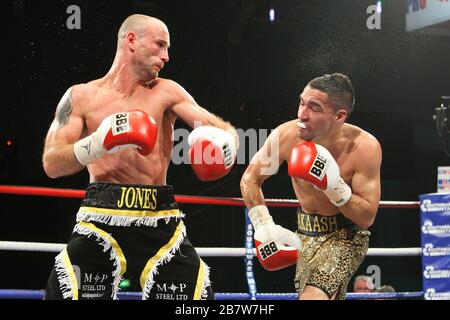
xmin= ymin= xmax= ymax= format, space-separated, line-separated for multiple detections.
xmin=55 ymin=88 xmax=73 ymax=129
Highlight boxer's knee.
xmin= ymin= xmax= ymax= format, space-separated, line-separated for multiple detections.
xmin=299 ymin=285 xmax=335 ymax=300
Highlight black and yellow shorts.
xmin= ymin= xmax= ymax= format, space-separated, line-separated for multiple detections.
xmin=45 ymin=183 xmax=212 ymax=300
xmin=294 ymin=208 xmax=370 ymax=300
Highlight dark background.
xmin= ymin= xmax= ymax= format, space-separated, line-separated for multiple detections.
xmin=1 ymin=0 xmax=449 ymax=296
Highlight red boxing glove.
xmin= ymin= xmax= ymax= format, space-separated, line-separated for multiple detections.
xmin=288 ymin=141 xmax=352 ymax=206
xmin=254 ymin=224 xmax=300 ymax=271
xmin=188 ymin=126 xmax=237 ymax=181
xmin=249 ymin=205 xmax=301 ymax=271
xmin=74 ymin=109 xmax=157 ymax=165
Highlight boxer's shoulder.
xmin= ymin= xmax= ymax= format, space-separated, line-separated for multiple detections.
xmin=344 ymin=123 xmax=381 ymax=151
xmin=282 ymin=119 xmax=300 ymax=133
xmin=278 ymin=119 xmax=302 ymax=146
xmin=343 ymin=124 xmax=381 ymax=167
xmin=70 ymin=82 xmax=103 ymax=104
xmin=156 ymin=78 xmax=196 ymax=100
xmin=269 ymin=119 xmax=296 ymax=139
xmin=146 ymin=77 xmax=180 ymax=93
xmin=262 ymin=120 xmax=301 ymax=162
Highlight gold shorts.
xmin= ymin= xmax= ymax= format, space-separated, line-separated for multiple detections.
xmin=294 ymin=209 xmax=370 ymax=300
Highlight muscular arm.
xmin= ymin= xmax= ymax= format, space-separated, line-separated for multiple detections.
xmin=241 ymin=122 xmax=302 ymax=270
xmin=340 ymin=137 xmax=382 ymax=229
xmin=42 ymin=87 xmax=85 ymax=178
xmin=169 ymin=81 xmax=238 ymax=144
xmin=241 ymin=122 xmax=294 ymax=208
xmin=240 ymin=152 xmax=271 ymax=208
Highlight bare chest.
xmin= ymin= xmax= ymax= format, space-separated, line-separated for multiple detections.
xmin=82 ymin=88 xmax=173 ymax=134
xmin=334 ymin=150 xmax=356 ymax=182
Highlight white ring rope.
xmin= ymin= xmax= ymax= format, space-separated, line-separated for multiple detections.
xmin=380 ymin=201 xmax=419 ymax=206
xmin=0 ymin=240 xmax=421 ymax=257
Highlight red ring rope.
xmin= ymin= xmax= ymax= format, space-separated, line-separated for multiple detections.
xmin=0 ymin=185 xmax=419 ymax=209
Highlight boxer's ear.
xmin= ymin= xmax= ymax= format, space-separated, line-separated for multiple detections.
xmin=126 ymin=31 xmax=138 ymax=51
xmin=336 ymin=108 xmax=348 ymax=123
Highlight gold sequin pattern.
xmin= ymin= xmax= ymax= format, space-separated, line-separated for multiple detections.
xmin=294 ymin=225 xmax=370 ymax=300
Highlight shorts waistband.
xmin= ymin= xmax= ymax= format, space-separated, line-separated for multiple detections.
xmin=81 ymin=183 xmax=179 ymax=211
xmin=77 ymin=183 xmax=182 ymax=226
xmin=297 ymin=208 xmax=360 ymax=236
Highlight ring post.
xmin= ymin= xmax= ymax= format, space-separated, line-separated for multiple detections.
xmin=420 ymin=192 xmax=450 ymax=300
xmin=244 ymin=208 xmax=257 ymax=300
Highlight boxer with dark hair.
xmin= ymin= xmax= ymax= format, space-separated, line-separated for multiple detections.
xmin=43 ymin=14 xmax=238 ymax=300
xmin=241 ymin=73 xmax=381 ymax=300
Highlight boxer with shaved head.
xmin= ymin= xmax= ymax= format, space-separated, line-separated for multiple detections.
xmin=43 ymin=14 xmax=238 ymax=300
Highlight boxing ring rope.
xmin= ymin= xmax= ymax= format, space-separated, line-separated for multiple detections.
xmin=0 ymin=184 xmax=423 ymax=300
xmin=0 ymin=289 xmax=424 ymax=300
xmin=0 ymin=240 xmax=422 ymax=257
xmin=0 ymin=185 xmax=420 ymax=209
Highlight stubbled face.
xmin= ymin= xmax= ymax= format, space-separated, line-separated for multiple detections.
xmin=296 ymin=85 xmax=340 ymax=141
xmin=133 ymin=23 xmax=170 ymax=81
